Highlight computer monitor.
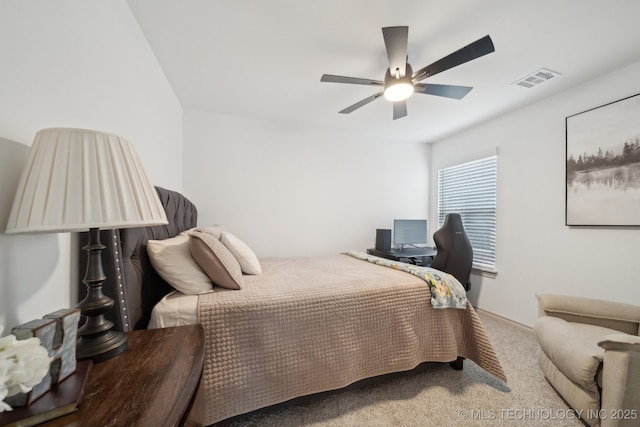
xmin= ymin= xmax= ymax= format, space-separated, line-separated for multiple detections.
xmin=393 ymin=219 xmax=428 ymax=248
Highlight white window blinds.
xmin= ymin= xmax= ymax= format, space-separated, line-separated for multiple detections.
xmin=437 ymin=155 xmax=497 ymax=272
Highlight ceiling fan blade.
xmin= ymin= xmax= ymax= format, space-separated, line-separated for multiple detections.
xmin=339 ymin=92 xmax=383 ymax=114
xmin=382 ymin=26 xmax=409 ymax=77
xmin=393 ymin=100 xmax=407 ymax=120
xmin=414 ymin=83 xmax=473 ymax=99
xmin=321 ymin=74 xmax=384 ymax=86
xmin=412 ymin=35 xmax=495 ymax=82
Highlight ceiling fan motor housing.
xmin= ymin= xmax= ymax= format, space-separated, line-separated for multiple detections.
xmin=385 ymin=63 xmax=413 ymax=83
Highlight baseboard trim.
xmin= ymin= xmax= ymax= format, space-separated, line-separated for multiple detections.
xmin=476 ymin=307 xmax=533 ymax=333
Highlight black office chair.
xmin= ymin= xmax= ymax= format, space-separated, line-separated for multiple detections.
xmin=430 ymin=213 xmax=473 ymax=291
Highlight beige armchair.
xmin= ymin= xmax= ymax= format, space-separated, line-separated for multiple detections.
xmin=533 ymin=293 xmax=640 ymax=427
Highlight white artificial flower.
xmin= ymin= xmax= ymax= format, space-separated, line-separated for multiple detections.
xmin=0 ymin=356 xmax=11 ymax=412
xmin=0 ymin=325 xmax=52 ymax=412
xmin=0 ymin=391 xmax=10 ymax=412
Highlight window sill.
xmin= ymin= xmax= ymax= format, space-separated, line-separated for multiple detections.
xmin=471 ymin=267 xmax=498 ymax=279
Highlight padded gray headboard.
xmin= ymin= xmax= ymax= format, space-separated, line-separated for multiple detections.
xmin=77 ymin=186 xmax=197 ymax=331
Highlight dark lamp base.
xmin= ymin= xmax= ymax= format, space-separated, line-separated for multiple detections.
xmin=77 ymin=227 xmax=128 ymax=363
xmin=77 ymin=330 xmax=128 ymax=363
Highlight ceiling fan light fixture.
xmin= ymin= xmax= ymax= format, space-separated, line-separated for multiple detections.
xmin=384 ymin=79 xmax=414 ymax=101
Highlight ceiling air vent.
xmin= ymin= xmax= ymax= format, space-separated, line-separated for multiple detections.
xmin=513 ymin=68 xmax=560 ymax=88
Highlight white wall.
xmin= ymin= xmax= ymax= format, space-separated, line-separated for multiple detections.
xmin=184 ymin=109 xmax=430 ymax=257
xmin=0 ymin=1 xmax=182 ymax=332
xmin=430 ymin=59 xmax=640 ymax=327
xmin=7 ymin=3 xmax=636 ymax=334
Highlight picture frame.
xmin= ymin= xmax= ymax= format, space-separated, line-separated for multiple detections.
xmin=565 ymin=93 xmax=640 ymax=226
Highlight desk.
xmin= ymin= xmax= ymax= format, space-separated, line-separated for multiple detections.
xmin=367 ymin=247 xmax=437 ymax=265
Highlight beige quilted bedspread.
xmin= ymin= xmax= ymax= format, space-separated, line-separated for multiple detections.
xmin=198 ymin=254 xmax=506 ymax=425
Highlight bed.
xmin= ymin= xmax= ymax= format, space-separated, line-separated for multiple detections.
xmin=78 ymin=187 xmax=506 ymax=425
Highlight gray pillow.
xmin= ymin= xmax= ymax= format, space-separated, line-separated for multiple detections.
xmin=189 ymin=231 xmax=243 ymax=290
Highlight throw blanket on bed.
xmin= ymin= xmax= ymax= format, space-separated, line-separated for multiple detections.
xmin=196 ymin=255 xmax=506 ymax=425
xmin=343 ymin=249 xmax=467 ymax=309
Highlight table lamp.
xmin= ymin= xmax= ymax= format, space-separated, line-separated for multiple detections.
xmin=5 ymin=128 xmax=168 ymax=362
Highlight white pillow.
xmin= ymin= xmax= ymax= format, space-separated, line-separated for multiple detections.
xmin=147 ymin=234 xmax=213 ymax=294
xmin=194 ymin=225 xmax=225 ymax=240
xmin=220 ymin=232 xmax=262 ymax=275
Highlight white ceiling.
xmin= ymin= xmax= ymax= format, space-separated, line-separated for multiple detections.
xmin=126 ymin=0 xmax=640 ymax=143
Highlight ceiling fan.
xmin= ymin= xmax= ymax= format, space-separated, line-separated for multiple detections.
xmin=321 ymin=27 xmax=495 ymax=120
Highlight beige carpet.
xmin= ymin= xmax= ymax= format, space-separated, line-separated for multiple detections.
xmin=218 ymin=310 xmax=586 ymax=426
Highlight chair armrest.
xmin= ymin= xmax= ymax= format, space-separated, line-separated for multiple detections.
xmin=599 ymin=334 xmax=640 ymax=352
xmin=598 ymin=335 xmax=640 ymax=427
xmin=536 ymin=293 xmax=640 ymax=335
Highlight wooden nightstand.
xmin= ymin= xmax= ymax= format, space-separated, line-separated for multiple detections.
xmin=44 ymin=324 xmax=205 ymax=427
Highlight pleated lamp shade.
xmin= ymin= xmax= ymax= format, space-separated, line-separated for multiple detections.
xmin=5 ymin=128 xmax=168 ymax=234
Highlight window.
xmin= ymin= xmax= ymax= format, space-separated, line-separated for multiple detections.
xmin=437 ymin=155 xmax=497 ymax=273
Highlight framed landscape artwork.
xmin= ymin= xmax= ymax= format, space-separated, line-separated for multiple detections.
xmin=566 ymin=93 xmax=640 ymax=226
